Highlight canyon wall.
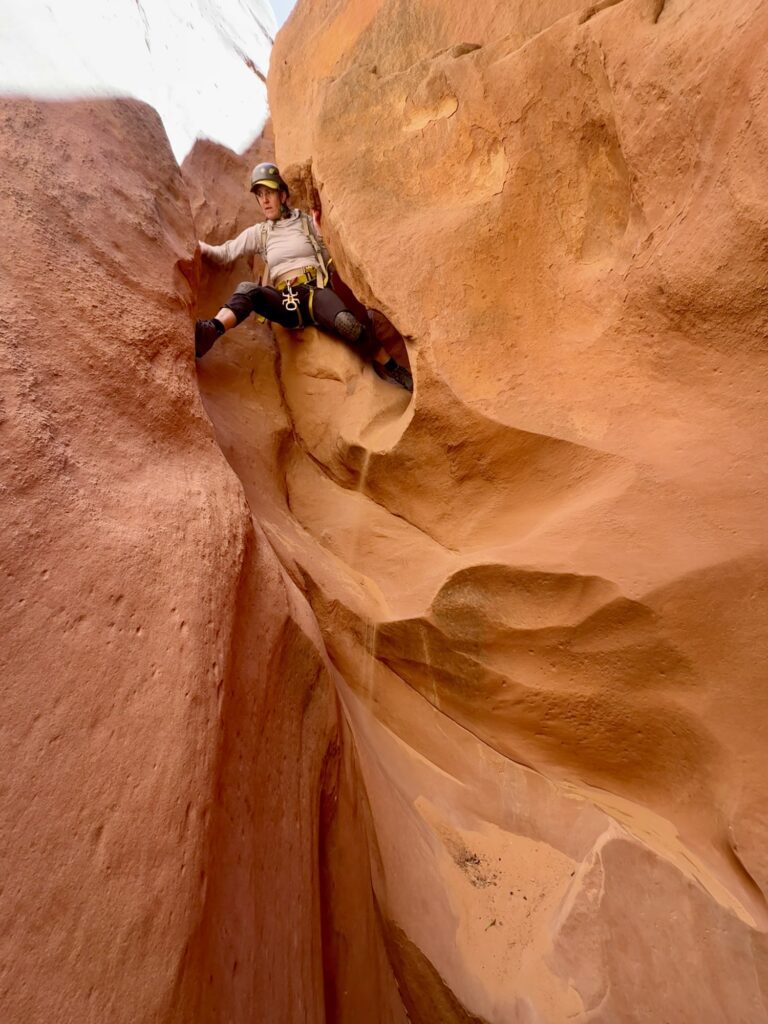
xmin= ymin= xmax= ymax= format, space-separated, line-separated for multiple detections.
xmin=0 ymin=99 xmax=400 ymax=1024
xmin=257 ymin=0 xmax=768 ymax=1019
xmin=3 ymin=0 xmax=768 ymax=1020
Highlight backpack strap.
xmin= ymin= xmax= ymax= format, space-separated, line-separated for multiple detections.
xmin=259 ymin=221 xmax=270 ymax=286
xmin=300 ymin=211 xmax=329 ymax=287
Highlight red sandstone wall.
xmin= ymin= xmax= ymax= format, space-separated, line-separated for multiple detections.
xmin=0 ymin=100 xmax=376 ymax=1024
xmin=184 ymin=130 xmax=409 ymax=1024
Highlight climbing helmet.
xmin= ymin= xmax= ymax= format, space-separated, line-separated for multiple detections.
xmin=250 ymin=162 xmax=289 ymax=195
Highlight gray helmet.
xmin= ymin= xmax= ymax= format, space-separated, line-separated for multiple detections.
xmin=250 ymin=162 xmax=289 ymax=195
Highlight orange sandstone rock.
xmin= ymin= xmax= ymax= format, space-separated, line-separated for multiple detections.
xmin=258 ymin=0 xmax=768 ymax=1018
xmin=184 ymin=128 xmax=409 ymax=1023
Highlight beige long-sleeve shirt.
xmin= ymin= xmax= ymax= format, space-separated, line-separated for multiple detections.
xmin=199 ymin=209 xmax=328 ymax=284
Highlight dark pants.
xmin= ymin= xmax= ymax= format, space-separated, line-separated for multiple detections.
xmin=223 ymin=281 xmax=363 ymax=342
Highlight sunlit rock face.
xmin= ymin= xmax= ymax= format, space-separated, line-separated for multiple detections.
xmin=246 ymin=0 xmax=768 ymax=1019
xmin=0 ymin=0 xmax=274 ymax=158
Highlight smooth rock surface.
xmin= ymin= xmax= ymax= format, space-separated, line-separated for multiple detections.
xmin=263 ymin=0 xmax=768 ymax=1018
xmin=185 ymin=131 xmax=409 ymax=1023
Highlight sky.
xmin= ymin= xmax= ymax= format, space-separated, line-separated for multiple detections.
xmin=0 ymin=0 xmax=297 ymax=161
xmin=271 ymin=0 xmax=297 ymax=24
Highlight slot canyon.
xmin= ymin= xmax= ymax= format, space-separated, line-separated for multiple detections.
xmin=2 ymin=0 xmax=768 ymax=1021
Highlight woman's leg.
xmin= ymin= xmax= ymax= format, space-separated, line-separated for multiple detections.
xmin=310 ymin=287 xmax=387 ymax=362
xmin=195 ymin=283 xmax=298 ymax=357
xmin=224 ymin=283 xmax=297 ymax=327
xmin=213 ymin=307 xmax=236 ymax=330
xmin=309 ymin=286 xmax=413 ymax=390
xmin=309 ymin=286 xmax=363 ymax=340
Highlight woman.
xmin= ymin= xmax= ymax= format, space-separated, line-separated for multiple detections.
xmin=194 ymin=162 xmax=413 ymax=391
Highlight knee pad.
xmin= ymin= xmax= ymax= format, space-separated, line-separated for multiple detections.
xmin=334 ymin=310 xmax=363 ymax=344
xmin=233 ymin=282 xmax=260 ymax=297
xmin=226 ymin=282 xmax=263 ymax=324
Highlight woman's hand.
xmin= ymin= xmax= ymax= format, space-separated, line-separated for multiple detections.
xmin=311 ymin=207 xmax=322 ymax=232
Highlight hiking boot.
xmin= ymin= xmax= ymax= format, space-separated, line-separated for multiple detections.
xmin=374 ymin=359 xmax=413 ymax=392
xmin=195 ymin=318 xmax=225 ymax=359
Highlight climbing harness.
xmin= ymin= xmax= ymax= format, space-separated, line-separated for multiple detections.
xmin=299 ymin=213 xmax=329 ymax=287
xmin=251 ymin=210 xmax=334 ymax=330
xmin=280 ymin=281 xmax=300 ymax=312
xmin=259 ymin=212 xmax=329 ymax=289
xmin=276 ymin=268 xmax=318 ymax=289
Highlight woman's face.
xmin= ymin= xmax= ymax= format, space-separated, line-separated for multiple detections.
xmin=254 ymin=185 xmax=285 ymax=221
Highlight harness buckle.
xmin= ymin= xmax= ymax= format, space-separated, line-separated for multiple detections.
xmin=281 ymin=282 xmax=300 ymax=312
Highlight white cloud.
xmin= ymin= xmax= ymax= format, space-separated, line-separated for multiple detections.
xmin=0 ymin=0 xmax=276 ymax=160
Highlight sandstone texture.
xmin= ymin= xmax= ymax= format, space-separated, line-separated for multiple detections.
xmin=254 ymin=0 xmax=767 ymax=1018
xmin=4 ymin=0 xmax=768 ymax=1020
xmin=0 ymin=100 xmax=399 ymax=1024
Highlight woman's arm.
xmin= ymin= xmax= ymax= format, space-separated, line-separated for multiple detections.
xmin=199 ymin=223 xmax=263 ymax=265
